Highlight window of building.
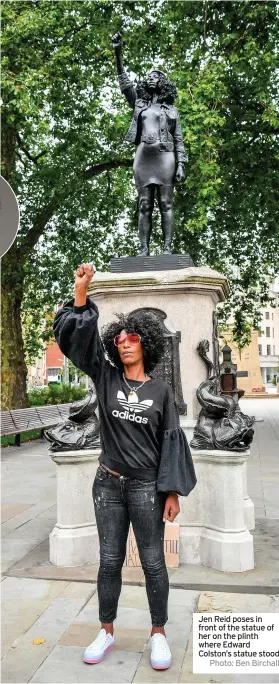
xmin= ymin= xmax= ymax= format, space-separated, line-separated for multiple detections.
xmin=266 ymin=327 xmax=270 ymax=337
xmin=258 ymin=344 xmax=262 ymax=355
xmin=272 ymin=312 xmax=274 ymax=320
xmin=48 ymin=367 xmax=61 ymax=377
xmin=265 ymin=311 xmax=270 ymax=319
xmin=273 ymin=345 xmax=276 ymax=355
xmin=266 ymin=345 xmax=271 ymax=355
xmin=272 ymin=328 xmax=274 ymax=338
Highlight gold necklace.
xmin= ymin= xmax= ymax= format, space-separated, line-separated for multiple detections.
xmin=122 ymin=373 xmax=147 ymax=398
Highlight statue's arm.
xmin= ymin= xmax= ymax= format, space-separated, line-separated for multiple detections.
xmin=173 ymin=112 xmax=188 ymax=166
xmin=112 ymin=32 xmax=136 ymax=109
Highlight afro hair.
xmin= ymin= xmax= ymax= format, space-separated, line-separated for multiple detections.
xmin=136 ymin=72 xmax=177 ymax=105
xmin=101 ymin=310 xmax=165 ymax=374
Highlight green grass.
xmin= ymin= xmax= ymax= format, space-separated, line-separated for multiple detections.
xmin=1 ymin=429 xmax=42 ymax=447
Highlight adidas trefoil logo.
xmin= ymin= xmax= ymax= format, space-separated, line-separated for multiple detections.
xmin=112 ymin=391 xmax=153 ymax=424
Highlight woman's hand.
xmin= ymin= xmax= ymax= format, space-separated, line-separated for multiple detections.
xmin=112 ymin=31 xmax=123 ymax=53
xmin=74 ymin=263 xmax=94 ymax=306
xmin=163 ymin=493 xmax=180 ymax=523
xmin=176 ymin=163 xmax=185 ymax=183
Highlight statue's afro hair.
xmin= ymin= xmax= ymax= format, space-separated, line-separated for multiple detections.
xmin=136 ymin=73 xmax=177 ymax=104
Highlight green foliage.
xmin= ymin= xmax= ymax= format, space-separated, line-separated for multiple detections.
xmin=66 ymin=359 xmax=86 ymax=381
xmin=2 ymin=0 xmax=279 ymax=376
xmin=27 ymin=383 xmax=87 ymax=406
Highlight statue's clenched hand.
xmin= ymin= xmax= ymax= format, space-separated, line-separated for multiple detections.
xmin=111 ymin=31 xmax=123 ymax=53
xmin=176 ymin=163 xmax=185 ymax=183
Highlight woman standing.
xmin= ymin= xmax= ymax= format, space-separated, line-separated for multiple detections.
xmin=112 ymin=31 xmax=187 ymax=256
xmin=54 ymin=263 xmax=196 ymax=671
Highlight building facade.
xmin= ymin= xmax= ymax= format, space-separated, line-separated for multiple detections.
xmin=219 ymin=329 xmax=263 ymax=393
xmin=258 ymin=282 xmax=279 ymax=386
xmin=27 ymin=342 xmax=64 ymax=388
xmin=220 ymin=281 xmax=279 ymax=392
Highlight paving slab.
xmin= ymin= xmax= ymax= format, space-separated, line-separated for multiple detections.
xmin=134 ymin=645 xmax=186 ymax=683
xmin=28 ymin=645 xmax=141 ymax=683
xmin=1 ymin=503 xmax=32 ymax=522
xmin=1 ymin=576 xmax=69 ymax=603
xmin=75 ymin=603 xmax=153 ymax=629
xmin=58 ymin=622 xmax=150 ymax=652
xmin=1 ymin=642 xmax=58 ymax=684
xmin=1 ymin=501 xmax=56 ymax=538
xmin=2 ymin=599 xmax=53 ymax=659
xmin=1 ymin=595 xmax=96 ymax=683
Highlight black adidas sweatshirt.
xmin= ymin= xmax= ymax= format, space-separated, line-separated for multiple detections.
xmin=53 ymin=298 xmax=196 ymax=496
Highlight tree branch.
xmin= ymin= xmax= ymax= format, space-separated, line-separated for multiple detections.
xmin=16 ymin=134 xmax=48 ymax=164
xmin=83 ymin=158 xmax=133 ymax=179
xmin=203 ymin=1 xmax=208 ymax=47
xmin=21 ymin=199 xmax=59 ymax=255
xmin=15 ymin=150 xmax=28 ymax=168
xmin=63 ymin=20 xmax=89 ymax=38
xmin=20 ymin=158 xmax=133 ymax=256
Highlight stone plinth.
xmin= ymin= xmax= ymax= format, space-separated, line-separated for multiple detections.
xmin=243 ymin=461 xmax=255 ymax=530
xmin=178 ymin=448 xmax=254 ymax=572
xmin=88 ymin=266 xmax=229 ymax=421
xmin=49 ymin=449 xmax=101 ymax=567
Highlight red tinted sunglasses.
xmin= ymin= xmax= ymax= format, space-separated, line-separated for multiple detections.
xmin=113 ymin=333 xmax=141 ymax=347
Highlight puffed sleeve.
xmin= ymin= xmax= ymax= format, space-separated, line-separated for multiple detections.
xmin=157 ymin=386 xmax=197 ymax=496
xmin=53 ymin=297 xmax=108 ymax=384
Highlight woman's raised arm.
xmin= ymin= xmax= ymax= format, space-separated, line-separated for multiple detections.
xmin=53 ymin=264 xmax=106 ymax=383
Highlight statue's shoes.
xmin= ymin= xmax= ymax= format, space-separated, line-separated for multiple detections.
xmin=83 ymin=629 xmax=114 ymax=664
xmin=150 ymin=633 xmax=172 ymax=670
xmin=163 ymin=246 xmax=172 ymax=254
xmin=139 ymin=247 xmax=149 ymax=256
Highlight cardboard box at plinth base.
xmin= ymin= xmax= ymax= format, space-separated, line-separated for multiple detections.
xmin=125 ymin=522 xmax=179 ymax=568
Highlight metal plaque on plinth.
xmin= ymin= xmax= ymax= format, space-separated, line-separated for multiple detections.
xmin=110 ymin=253 xmax=194 ymax=273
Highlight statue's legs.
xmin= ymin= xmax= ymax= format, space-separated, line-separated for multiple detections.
xmin=138 ymin=185 xmax=155 ymax=256
xmin=157 ymin=185 xmax=174 ymax=254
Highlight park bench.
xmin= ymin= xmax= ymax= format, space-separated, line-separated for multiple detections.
xmin=1 ymin=404 xmax=71 ymax=446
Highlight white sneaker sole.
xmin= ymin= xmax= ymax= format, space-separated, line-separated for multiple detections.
xmin=151 ymin=656 xmax=172 ymax=670
xmin=83 ymin=643 xmax=114 ymax=664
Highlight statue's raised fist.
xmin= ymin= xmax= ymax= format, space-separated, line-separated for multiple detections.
xmin=111 ymin=31 xmax=123 ymax=52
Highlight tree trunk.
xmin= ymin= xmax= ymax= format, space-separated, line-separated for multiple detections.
xmin=1 ymin=245 xmax=28 ymax=409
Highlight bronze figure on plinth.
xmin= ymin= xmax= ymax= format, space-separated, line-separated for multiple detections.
xmin=112 ymin=32 xmax=187 ymax=256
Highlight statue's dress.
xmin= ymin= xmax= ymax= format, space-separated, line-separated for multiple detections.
xmin=133 ymin=103 xmax=176 ymax=189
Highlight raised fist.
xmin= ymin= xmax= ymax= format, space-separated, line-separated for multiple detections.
xmin=74 ymin=263 xmax=94 ymax=292
xmin=111 ymin=31 xmax=123 ymax=52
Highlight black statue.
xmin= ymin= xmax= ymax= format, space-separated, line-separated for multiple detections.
xmin=44 ymin=389 xmax=100 ymax=452
xmin=190 ymin=340 xmax=254 ymax=452
xmin=112 ymin=31 xmax=187 ymax=256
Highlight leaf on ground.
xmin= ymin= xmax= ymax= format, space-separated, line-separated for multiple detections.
xmin=32 ymin=638 xmax=45 ymax=645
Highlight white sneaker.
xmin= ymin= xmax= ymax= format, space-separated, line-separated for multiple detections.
xmin=150 ymin=633 xmax=172 ymax=670
xmin=83 ymin=628 xmax=115 ymax=664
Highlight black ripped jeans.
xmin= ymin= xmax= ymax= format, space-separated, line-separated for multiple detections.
xmin=93 ymin=465 xmax=169 ymax=626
